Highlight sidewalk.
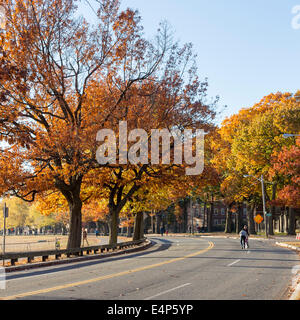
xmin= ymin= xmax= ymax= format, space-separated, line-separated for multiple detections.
xmin=149 ymin=232 xmax=300 ymax=243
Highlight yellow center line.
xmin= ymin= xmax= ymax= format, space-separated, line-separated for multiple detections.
xmin=1 ymin=241 xmax=214 ymax=300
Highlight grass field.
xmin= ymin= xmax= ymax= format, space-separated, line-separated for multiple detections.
xmin=0 ymin=234 xmax=129 ymax=253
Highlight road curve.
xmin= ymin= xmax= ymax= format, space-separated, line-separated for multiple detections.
xmin=0 ymin=236 xmax=299 ymax=300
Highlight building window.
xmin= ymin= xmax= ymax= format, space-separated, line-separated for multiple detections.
xmin=221 ymin=208 xmax=225 ymax=215
xmin=243 ymin=208 xmax=247 ymax=216
xmin=214 ymin=219 xmax=219 ymax=226
xmin=214 ymin=208 xmax=218 ymax=215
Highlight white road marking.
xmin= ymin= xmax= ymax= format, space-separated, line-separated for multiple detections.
xmin=227 ymin=259 xmax=241 ymax=267
xmin=144 ymin=283 xmax=191 ymax=300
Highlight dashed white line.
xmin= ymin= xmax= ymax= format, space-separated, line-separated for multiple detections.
xmin=144 ymin=283 xmax=191 ymax=300
xmin=227 ymin=259 xmax=241 ymax=267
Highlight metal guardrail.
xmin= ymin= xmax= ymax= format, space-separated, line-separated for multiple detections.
xmin=0 ymin=238 xmax=146 ymax=266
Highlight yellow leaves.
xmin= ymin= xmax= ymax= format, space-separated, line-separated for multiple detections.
xmin=0 ymin=0 xmax=217 ymax=227
xmin=0 ymin=197 xmax=57 ymax=229
xmin=82 ymin=199 xmax=109 ymax=223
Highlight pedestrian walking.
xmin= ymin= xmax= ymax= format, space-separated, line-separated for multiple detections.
xmin=160 ymin=225 xmax=165 ymax=236
xmin=82 ymin=228 xmax=89 ymax=246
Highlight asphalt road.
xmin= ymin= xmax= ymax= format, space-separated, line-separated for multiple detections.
xmin=0 ymin=236 xmax=299 ymax=300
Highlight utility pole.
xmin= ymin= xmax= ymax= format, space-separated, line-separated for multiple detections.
xmin=244 ymin=174 xmax=269 ymax=238
xmin=260 ymin=175 xmax=268 ymax=238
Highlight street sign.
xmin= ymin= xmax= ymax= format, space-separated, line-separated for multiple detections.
xmin=266 ymin=213 xmax=272 ymax=217
xmin=254 ymin=214 xmax=263 ymax=224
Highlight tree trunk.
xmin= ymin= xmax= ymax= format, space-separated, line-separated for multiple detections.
xmin=225 ymin=206 xmax=232 ymax=233
xmin=151 ymin=212 xmax=155 ymax=234
xmin=284 ymin=207 xmax=289 ymax=233
xmin=235 ymin=204 xmax=243 ymax=234
xmin=104 ymin=222 xmax=109 ymax=236
xmin=140 ymin=214 xmax=145 ymax=239
xmin=208 ymin=200 xmax=213 ymax=233
xmin=66 ymin=195 xmax=82 ymax=249
xmin=108 ymin=206 xmax=120 ymax=246
xmin=156 ymin=214 xmax=161 ymax=234
xmin=183 ymin=200 xmax=188 ymax=233
xmin=288 ymin=207 xmax=296 ymax=235
xmin=247 ymin=203 xmax=256 ymax=235
xmin=279 ymin=210 xmax=284 ymax=233
xmin=202 ymin=201 xmax=207 ymax=230
xmin=55 ymin=175 xmax=83 ymax=250
xmin=133 ymin=212 xmax=144 ymax=241
xmin=268 ymin=184 xmax=277 ymax=236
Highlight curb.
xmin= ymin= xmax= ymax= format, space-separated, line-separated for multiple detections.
xmin=290 ymin=280 xmax=300 ymax=300
xmin=4 ymin=239 xmax=153 ymax=273
xmin=275 ymin=242 xmax=300 ymax=300
xmin=275 ymin=242 xmax=300 ymax=252
xmin=160 ymin=233 xmax=266 ymax=241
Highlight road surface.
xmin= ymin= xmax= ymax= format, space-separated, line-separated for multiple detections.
xmin=0 ymin=236 xmax=299 ymax=300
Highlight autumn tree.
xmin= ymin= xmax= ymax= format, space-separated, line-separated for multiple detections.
xmin=76 ymin=17 xmax=217 ymax=244
xmin=270 ymin=137 xmax=300 ymax=234
xmin=211 ymin=92 xmax=300 ymax=235
xmin=0 ymin=0 xmax=190 ymax=248
xmin=230 ymin=93 xmax=300 ymax=234
xmin=0 ymin=197 xmax=56 ymax=231
xmin=0 ymin=197 xmax=29 ymax=230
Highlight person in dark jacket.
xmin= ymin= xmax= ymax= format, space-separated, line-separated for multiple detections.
xmin=239 ymin=225 xmax=249 ymax=249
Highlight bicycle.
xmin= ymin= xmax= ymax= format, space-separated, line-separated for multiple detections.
xmin=241 ymin=237 xmax=249 ymax=250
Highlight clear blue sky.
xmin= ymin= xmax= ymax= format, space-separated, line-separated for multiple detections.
xmin=80 ymin=0 xmax=300 ymax=124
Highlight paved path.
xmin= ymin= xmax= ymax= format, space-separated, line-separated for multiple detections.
xmin=0 ymin=236 xmax=299 ymax=300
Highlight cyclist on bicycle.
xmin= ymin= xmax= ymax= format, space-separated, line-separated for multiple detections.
xmin=239 ymin=225 xmax=249 ymax=249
